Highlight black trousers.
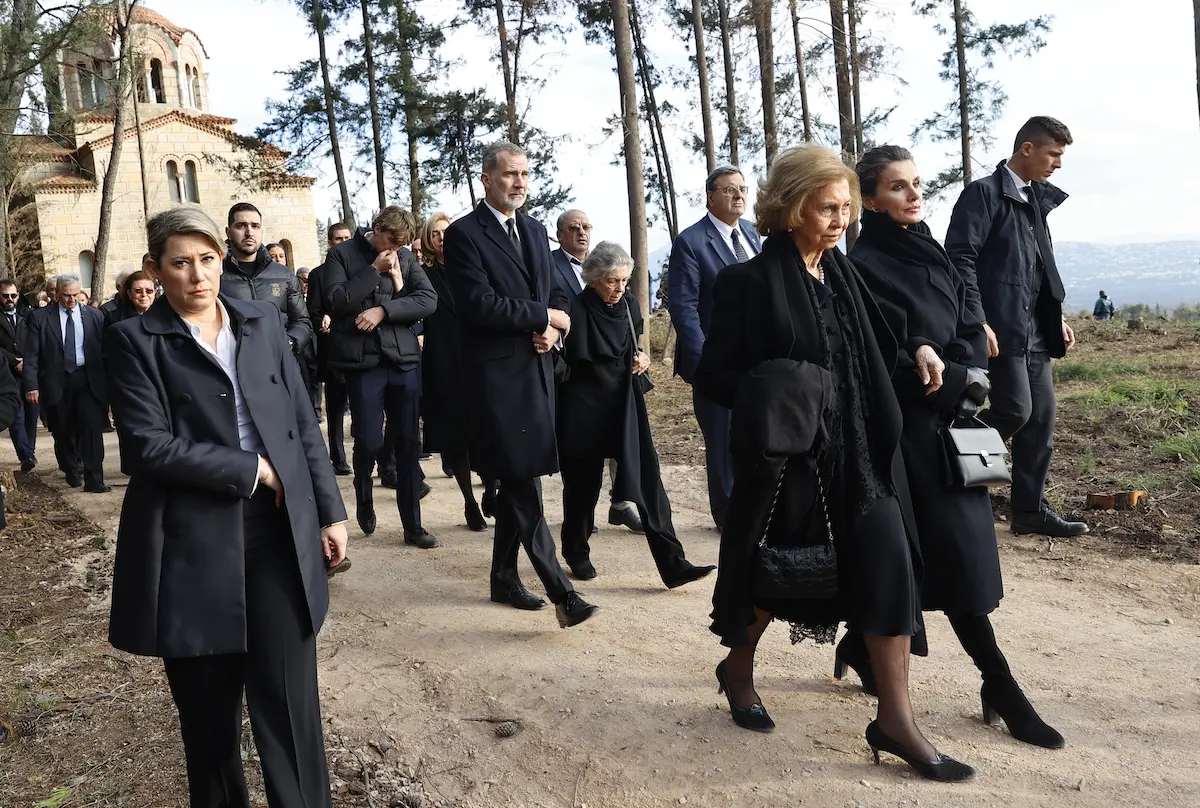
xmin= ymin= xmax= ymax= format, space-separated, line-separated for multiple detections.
xmin=45 ymin=371 xmax=105 ymax=487
xmin=323 ymin=379 xmax=348 ymax=468
xmin=7 ymin=395 xmax=37 ymax=463
xmin=559 ymin=454 xmax=688 ymax=582
xmin=692 ymin=387 xmax=733 ymax=528
xmin=163 ymin=491 xmax=330 ymax=808
xmin=346 ymin=363 xmax=422 ymax=531
xmin=492 ymin=476 xmax=572 ymax=603
xmin=980 ymin=352 xmax=1055 ymax=513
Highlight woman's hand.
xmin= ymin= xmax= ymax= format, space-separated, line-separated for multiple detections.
xmin=982 ymin=323 xmax=999 ymax=358
xmin=914 ymin=344 xmax=945 ymax=395
xmin=257 ymin=455 xmax=284 ymax=507
xmin=355 ymin=306 xmax=386 ymax=332
xmin=320 ymin=314 xmax=331 ymax=334
xmin=633 ymin=351 xmax=651 ymax=375
xmin=322 ymin=522 xmax=349 ymax=566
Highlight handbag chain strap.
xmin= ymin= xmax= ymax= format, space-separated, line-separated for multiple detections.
xmin=757 ymin=458 xmax=835 ymax=549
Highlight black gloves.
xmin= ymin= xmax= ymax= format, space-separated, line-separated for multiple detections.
xmin=954 ymin=366 xmax=991 ymax=419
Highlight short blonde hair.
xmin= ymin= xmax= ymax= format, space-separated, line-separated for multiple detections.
xmin=754 ymin=145 xmax=860 ymax=237
xmin=146 ymin=205 xmax=225 ymax=263
xmin=418 ymin=212 xmax=451 ymax=267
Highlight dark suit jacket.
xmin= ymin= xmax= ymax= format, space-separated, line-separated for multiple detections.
xmin=667 ymin=215 xmax=762 ymax=383
xmin=22 ymin=302 xmax=107 ymax=406
xmin=104 ymin=295 xmax=347 ymax=658
xmin=551 ymin=247 xmax=585 ymax=297
xmin=0 ymin=309 xmax=26 ymax=372
xmin=443 ymin=202 xmax=569 ymax=480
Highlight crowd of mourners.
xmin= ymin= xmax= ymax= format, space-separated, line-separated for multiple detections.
xmin=0 ymin=114 xmax=1089 ymax=804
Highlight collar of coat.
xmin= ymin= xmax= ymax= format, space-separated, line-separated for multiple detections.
xmin=993 ymin=161 xmax=1069 ymax=213
xmin=222 ymin=245 xmax=278 ymax=277
xmin=139 ymin=294 xmax=266 ymax=337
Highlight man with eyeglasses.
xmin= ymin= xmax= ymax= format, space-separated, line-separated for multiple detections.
xmin=0 ymin=279 xmax=36 ymax=471
xmin=550 ymin=209 xmax=644 ymax=535
xmin=667 ymin=165 xmax=762 ymax=530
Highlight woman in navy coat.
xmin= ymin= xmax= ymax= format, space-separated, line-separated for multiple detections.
xmin=105 ymin=205 xmax=348 ymax=808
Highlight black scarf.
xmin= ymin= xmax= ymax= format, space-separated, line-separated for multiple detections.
xmin=570 ymin=288 xmax=634 ymax=366
xmin=856 ymin=209 xmax=957 ymax=275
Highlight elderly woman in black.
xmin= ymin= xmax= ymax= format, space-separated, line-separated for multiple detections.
xmin=105 ymin=206 xmax=349 ymax=808
xmin=556 ymin=241 xmax=715 ymax=588
xmin=696 ymin=145 xmax=972 ymax=781
xmin=844 ymin=145 xmax=1063 ymax=749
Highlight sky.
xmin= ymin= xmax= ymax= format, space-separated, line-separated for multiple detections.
xmin=150 ymin=0 xmax=1200 ymax=256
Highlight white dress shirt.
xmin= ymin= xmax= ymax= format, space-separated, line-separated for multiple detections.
xmin=58 ymin=304 xmax=86 ymax=368
xmin=707 ymin=212 xmax=759 ymax=260
xmin=184 ymin=301 xmax=266 ymax=456
xmin=485 ymin=199 xmax=519 ymax=242
xmin=1005 ymin=163 xmax=1033 ymax=196
xmin=566 ymin=253 xmax=585 ymax=289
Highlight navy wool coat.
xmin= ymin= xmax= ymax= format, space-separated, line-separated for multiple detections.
xmin=104 ymin=295 xmax=347 ymax=658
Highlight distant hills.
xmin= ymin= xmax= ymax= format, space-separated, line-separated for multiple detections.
xmin=647 ymin=240 xmax=1200 ymax=313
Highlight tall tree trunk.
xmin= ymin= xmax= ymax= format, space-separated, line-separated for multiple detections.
xmin=630 ymin=1 xmax=678 ymax=238
xmin=847 ymin=0 xmax=863 ymax=158
xmin=828 ymin=0 xmax=857 ymax=245
xmin=93 ymin=0 xmax=141 ymax=298
xmin=1195 ymin=0 xmax=1200 ymax=129
xmin=952 ymin=0 xmax=971 ymax=184
xmin=690 ymin=0 xmax=717 ymax=171
xmin=751 ymin=0 xmax=777 ymax=166
xmin=361 ymin=0 xmax=387 ymax=208
xmin=314 ymin=4 xmax=354 ymax=224
xmin=133 ymin=94 xmax=149 ymax=221
xmin=0 ymin=0 xmax=38 ymax=278
xmin=406 ymin=100 xmax=420 ymax=214
xmin=493 ymin=0 xmax=519 ymax=142
xmin=788 ymin=0 xmax=813 ymax=142
xmin=610 ymin=0 xmax=650 ymax=343
xmin=716 ymin=0 xmax=739 ymax=165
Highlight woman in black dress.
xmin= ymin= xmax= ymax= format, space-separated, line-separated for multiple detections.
xmin=418 ymin=212 xmax=492 ymax=530
xmin=556 ymin=241 xmax=715 ymax=588
xmin=846 ymin=145 xmax=1063 ymax=749
xmin=695 ymin=145 xmax=972 ymax=781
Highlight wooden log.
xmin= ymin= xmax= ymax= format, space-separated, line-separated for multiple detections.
xmin=1087 ymin=490 xmax=1148 ymax=510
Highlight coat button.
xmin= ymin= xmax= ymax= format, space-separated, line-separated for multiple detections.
xmin=270 ymin=374 xmax=278 ymax=384
xmin=171 ymin=337 xmax=185 ymax=349
xmin=288 ymin=429 xmax=295 ymax=439
xmin=226 ymin=484 xmax=238 ymax=495
xmin=178 ymin=394 xmax=192 ymax=404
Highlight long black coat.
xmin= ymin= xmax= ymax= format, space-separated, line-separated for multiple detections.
xmin=420 ymin=260 xmax=469 ymax=454
xmin=851 ymin=213 xmax=1003 ymax=615
xmin=104 ymin=296 xmax=348 ymax=658
xmin=443 ymin=203 xmax=569 ymax=480
xmin=21 ymin=302 xmax=107 ymax=405
xmin=944 ymin=162 xmax=1068 ymax=358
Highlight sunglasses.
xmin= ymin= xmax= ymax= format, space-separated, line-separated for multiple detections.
xmin=131 ymin=288 xmax=156 ymax=295
xmin=0 ymin=293 xmax=19 ymax=299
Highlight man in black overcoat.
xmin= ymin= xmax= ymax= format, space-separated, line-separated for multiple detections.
xmin=307 ymin=222 xmax=354 ymax=474
xmin=443 ymin=142 xmax=599 ymax=628
xmin=0 ymin=278 xmax=37 ymax=470
xmin=22 ymin=273 xmax=109 ymax=492
xmin=945 ymin=116 xmax=1088 ymax=538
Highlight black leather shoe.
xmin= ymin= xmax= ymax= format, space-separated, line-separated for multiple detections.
xmin=481 ymin=488 xmax=497 ymax=519
xmin=715 ymin=660 xmax=775 ymax=733
xmin=442 ymin=461 xmax=453 ymax=478
xmin=466 ymin=504 xmax=488 ymax=532
xmin=607 ymin=505 xmax=644 ymax=533
xmin=865 ymin=721 xmax=974 ymax=782
xmin=65 ymin=476 xmax=83 ymax=489
xmin=590 ymin=523 xmax=599 ymax=535
xmin=491 ymin=585 xmax=546 ymax=611
xmin=419 ymin=481 xmax=431 ymax=500
xmin=663 ymin=563 xmax=716 ymax=589
xmin=981 ymin=680 xmax=1065 ymax=748
xmin=84 ymin=484 xmax=112 ymax=494
xmin=1011 ymin=508 xmax=1089 ymax=537
xmin=568 ymin=558 xmax=597 ymax=580
xmin=332 ymin=461 xmax=352 ymax=476
xmin=379 ymin=472 xmax=398 ymax=489
xmin=20 ymin=457 xmax=36 ymax=473
xmin=834 ymin=632 xmax=879 ymax=696
xmin=419 ymin=452 xmax=432 ymax=461
xmin=403 ymin=528 xmax=439 ymax=549
xmin=556 ymin=592 xmax=600 ymax=628
xmin=357 ymin=502 xmax=376 ymax=535
xmin=326 ymin=556 xmax=352 ymax=578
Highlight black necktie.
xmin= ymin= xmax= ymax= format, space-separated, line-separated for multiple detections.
xmin=506 ymin=218 xmax=519 ymax=247
xmin=730 ymin=229 xmax=750 ymax=262
xmin=63 ymin=309 xmax=77 ymax=373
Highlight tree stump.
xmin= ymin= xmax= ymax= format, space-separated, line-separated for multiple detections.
xmin=1087 ymin=490 xmax=1147 ymax=510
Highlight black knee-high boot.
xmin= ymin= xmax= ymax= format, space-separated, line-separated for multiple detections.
xmin=948 ymin=613 xmax=1064 ymax=749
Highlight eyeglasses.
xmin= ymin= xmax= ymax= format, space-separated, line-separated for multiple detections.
xmin=131 ymin=288 xmax=156 ymax=295
xmin=566 ymin=224 xmax=593 ymax=234
xmin=0 ymin=293 xmax=19 ymax=299
xmin=713 ymin=185 xmax=749 ymax=196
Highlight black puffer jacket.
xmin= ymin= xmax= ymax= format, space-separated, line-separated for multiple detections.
xmin=944 ymin=161 xmax=1068 ymax=358
xmin=221 ymin=247 xmax=312 ymax=352
xmin=322 ymin=228 xmax=436 ymax=372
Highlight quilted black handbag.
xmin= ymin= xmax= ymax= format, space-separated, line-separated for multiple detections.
xmin=940 ymin=416 xmax=1011 ymax=488
xmin=751 ymin=460 xmax=839 ymax=601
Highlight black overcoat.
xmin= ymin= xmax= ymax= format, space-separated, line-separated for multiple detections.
xmin=420 ymin=260 xmax=469 ymax=454
xmin=850 ymin=214 xmax=1003 ymax=615
xmin=104 ymin=296 xmax=348 ymax=658
xmin=443 ymin=203 xmax=569 ymax=480
xmin=21 ymin=302 xmax=107 ymax=405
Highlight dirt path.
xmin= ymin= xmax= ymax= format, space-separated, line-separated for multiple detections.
xmin=11 ymin=430 xmax=1200 ymax=807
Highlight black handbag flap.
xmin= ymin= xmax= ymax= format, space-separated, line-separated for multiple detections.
xmin=944 ymin=424 xmax=1007 ymax=461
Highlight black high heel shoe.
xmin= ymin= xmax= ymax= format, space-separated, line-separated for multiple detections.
xmin=715 ymin=661 xmax=775 ymax=733
xmin=834 ymin=633 xmax=878 ymax=696
xmin=864 ymin=721 xmax=974 ymax=782
xmin=981 ymin=681 xmax=1065 ymax=749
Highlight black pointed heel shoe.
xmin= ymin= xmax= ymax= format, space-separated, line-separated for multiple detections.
xmin=865 ymin=721 xmax=974 ymax=782
xmin=834 ymin=633 xmax=878 ymax=696
xmin=981 ymin=681 xmax=1065 ymax=749
xmin=715 ymin=661 xmax=775 ymax=733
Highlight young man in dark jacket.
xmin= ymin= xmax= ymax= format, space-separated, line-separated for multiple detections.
xmin=945 ymin=116 xmax=1088 ymax=538
xmin=222 ymin=202 xmax=313 ymax=355
xmin=323 ymin=206 xmax=438 ymax=547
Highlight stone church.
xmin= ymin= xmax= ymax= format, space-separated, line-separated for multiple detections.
xmin=12 ymin=6 xmax=319 ymax=294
